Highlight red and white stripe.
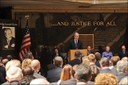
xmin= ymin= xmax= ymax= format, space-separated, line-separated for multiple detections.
xmin=19 ymin=33 xmax=31 ymax=61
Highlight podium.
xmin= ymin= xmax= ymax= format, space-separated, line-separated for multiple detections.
xmin=69 ymin=49 xmax=87 ymax=60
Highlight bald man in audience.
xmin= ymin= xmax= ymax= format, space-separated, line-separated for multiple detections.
xmin=2 ymin=66 xmax=23 ymax=85
xmin=31 ymin=59 xmax=46 ymax=79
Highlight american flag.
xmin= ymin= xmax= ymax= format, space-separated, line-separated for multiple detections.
xmin=19 ymin=16 xmax=31 ymax=61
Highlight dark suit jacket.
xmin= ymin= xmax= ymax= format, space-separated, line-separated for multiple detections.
xmin=68 ymin=59 xmax=81 ymax=66
xmin=118 ymin=50 xmax=128 ymax=59
xmin=2 ymin=37 xmax=15 ymax=50
xmin=0 ymin=66 xmax=6 ymax=84
xmin=69 ymin=39 xmax=82 ymax=49
xmin=47 ymin=67 xmax=62 ymax=83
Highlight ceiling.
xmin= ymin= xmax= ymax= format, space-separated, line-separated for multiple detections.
xmin=0 ymin=0 xmax=127 ymax=8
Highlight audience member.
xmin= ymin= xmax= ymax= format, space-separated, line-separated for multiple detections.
xmin=116 ymin=60 xmax=128 ymax=81
xmin=19 ymin=67 xmax=35 ymax=85
xmin=95 ymin=52 xmax=101 ymax=68
xmin=5 ymin=59 xmax=21 ymax=71
xmin=47 ymin=56 xmax=63 ymax=83
xmin=95 ymin=73 xmax=118 ymax=85
xmin=82 ymin=56 xmax=90 ymax=66
xmin=31 ymin=59 xmax=45 ymax=79
xmin=121 ymin=56 xmax=128 ymax=61
xmin=2 ymin=66 xmax=23 ymax=85
xmin=75 ymin=64 xmax=92 ymax=85
xmin=102 ymin=46 xmax=113 ymax=60
xmin=0 ymin=62 xmax=6 ymax=84
xmin=118 ymin=45 xmax=128 ymax=59
xmin=30 ymin=78 xmax=49 ymax=85
xmin=100 ymin=57 xmax=114 ymax=74
xmin=2 ymin=58 xmax=9 ymax=66
xmin=22 ymin=58 xmax=32 ymax=69
xmin=59 ymin=64 xmax=77 ymax=85
xmin=68 ymin=51 xmax=82 ymax=66
xmin=119 ymin=76 xmax=128 ymax=85
xmin=25 ymin=51 xmax=34 ymax=60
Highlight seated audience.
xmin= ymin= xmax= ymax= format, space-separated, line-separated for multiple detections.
xmin=2 ymin=66 xmax=23 ymax=85
xmin=2 ymin=58 xmax=9 ymax=66
xmin=22 ymin=58 xmax=32 ymax=69
xmin=121 ymin=56 xmax=128 ymax=61
xmin=59 ymin=64 xmax=77 ymax=85
xmin=90 ymin=64 xmax=100 ymax=82
xmin=75 ymin=64 xmax=92 ymax=85
xmin=119 ymin=76 xmax=128 ymax=85
xmin=95 ymin=52 xmax=101 ymax=68
xmin=118 ymin=45 xmax=128 ymax=59
xmin=82 ymin=56 xmax=90 ymax=66
xmin=5 ymin=59 xmax=21 ymax=71
xmin=68 ymin=51 xmax=82 ymax=66
xmin=19 ymin=67 xmax=35 ymax=85
xmin=110 ymin=56 xmax=120 ymax=68
xmin=109 ymin=56 xmax=120 ymax=76
xmin=30 ymin=78 xmax=49 ymax=85
xmin=116 ymin=60 xmax=128 ymax=81
xmin=25 ymin=51 xmax=34 ymax=60
xmin=47 ymin=56 xmax=63 ymax=83
xmin=95 ymin=73 xmax=118 ymax=85
xmin=100 ymin=57 xmax=115 ymax=75
xmin=31 ymin=59 xmax=45 ymax=79
xmin=102 ymin=46 xmax=113 ymax=60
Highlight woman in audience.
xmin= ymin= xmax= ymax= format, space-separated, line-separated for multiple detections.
xmin=95 ymin=73 xmax=118 ymax=85
xmin=22 ymin=58 xmax=32 ymax=69
xmin=57 ymin=64 xmax=73 ymax=85
xmin=90 ymin=64 xmax=100 ymax=82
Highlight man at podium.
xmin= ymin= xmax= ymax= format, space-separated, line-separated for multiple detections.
xmin=69 ymin=32 xmax=83 ymax=49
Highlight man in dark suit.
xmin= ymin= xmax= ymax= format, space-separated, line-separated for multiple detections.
xmin=118 ymin=45 xmax=128 ymax=59
xmin=100 ymin=57 xmax=115 ymax=75
xmin=2 ymin=28 xmax=15 ymax=50
xmin=69 ymin=32 xmax=82 ymax=49
xmin=68 ymin=51 xmax=82 ymax=66
xmin=47 ymin=56 xmax=63 ymax=83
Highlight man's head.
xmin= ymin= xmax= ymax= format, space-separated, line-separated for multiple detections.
xmin=6 ymin=66 xmax=23 ymax=82
xmin=106 ymin=46 xmax=110 ymax=52
xmin=100 ymin=57 xmax=109 ymax=68
xmin=95 ymin=52 xmax=101 ymax=61
xmin=116 ymin=60 xmax=128 ymax=73
xmin=4 ymin=28 xmax=13 ymax=39
xmin=121 ymin=45 xmax=126 ymax=51
xmin=87 ymin=46 xmax=91 ymax=51
xmin=110 ymin=56 xmax=120 ymax=66
xmin=74 ymin=32 xmax=79 ymax=40
xmin=88 ymin=54 xmax=96 ymax=63
xmin=75 ymin=64 xmax=91 ymax=82
xmin=74 ymin=51 xmax=82 ymax=59
xmin=31 ymin=59 xmax=40 ymax=73
xmin=30 ymin=78 xmax=49 ymax=85
xmin=5 ymin=59 xmax=21 ymax=71
xmin=53 ymin=56 xmax=63 ymax=67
